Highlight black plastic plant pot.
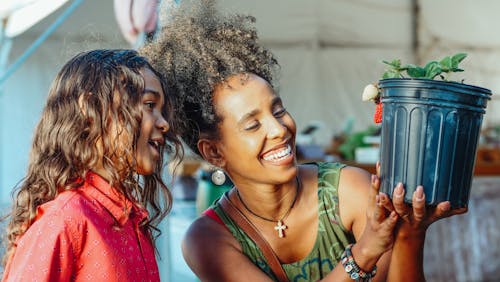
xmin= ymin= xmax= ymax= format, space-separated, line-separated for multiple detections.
xmin=378 ymin=78 xmax=492 ymax=208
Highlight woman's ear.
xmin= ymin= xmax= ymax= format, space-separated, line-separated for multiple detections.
xmin=197 ymin=138 xmax=225 ymax=168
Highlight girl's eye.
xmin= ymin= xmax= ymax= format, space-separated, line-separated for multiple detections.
xmin=144 ymin=101 xmax=156 ymax=109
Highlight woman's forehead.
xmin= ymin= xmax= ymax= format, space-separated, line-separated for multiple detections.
xmin=213 ymin=74 xmax=278 ymax=120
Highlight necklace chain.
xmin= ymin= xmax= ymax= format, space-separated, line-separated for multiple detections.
xmin=235 ymin=175 xmax=300 ymax=238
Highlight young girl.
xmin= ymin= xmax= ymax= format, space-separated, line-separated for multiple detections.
xmin=1 ymin=49 xmax=182 ymax=281
xmin=141 ymin=1 xmax=466 ymax=281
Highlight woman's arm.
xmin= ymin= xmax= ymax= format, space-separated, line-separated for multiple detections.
xmin=382 ymin=184 xmax=468 ymax=281
xmin=325 ymin=166 xmax=398 ymax=282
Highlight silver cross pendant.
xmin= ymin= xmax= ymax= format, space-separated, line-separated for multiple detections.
xmin=274 ymin=220 xmax=287 ymax=238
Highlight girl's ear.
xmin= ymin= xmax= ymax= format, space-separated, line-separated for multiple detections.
xmin=78 ymin=93 xmax=97 ymax=128
xmin=78 ymin=93 xmax=88 ymax=114
xmin=197 ymin=138 xmax=226 ymax=168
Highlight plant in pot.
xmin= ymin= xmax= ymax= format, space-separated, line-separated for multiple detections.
xmin=362 ymin=53 xmax=492 ymax=208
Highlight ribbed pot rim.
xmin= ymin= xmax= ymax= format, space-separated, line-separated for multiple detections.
xmin=379 ymin=78 xmax=492 ymax=99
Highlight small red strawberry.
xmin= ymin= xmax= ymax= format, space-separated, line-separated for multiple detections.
xmin=374 ymin=103 xmax=383 ymax=124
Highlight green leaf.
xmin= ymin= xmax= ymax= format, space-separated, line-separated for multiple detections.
xmin=379 ymin=53 xmax=467 ymax=82
xmin=398 ymin=64 xmax=410 ymax=71
xmin=383 ymin=59 xmax=401 ymax=68
xmin=451 ymin=53 xmax=467 ymax=68
xmin=382 ymin=69 xmax=400 ymax=79
xmin=439 ymin=56 xmax=452 ymax=72
xmin=424 ymin=61 xmax=442 ymax=79
xmin=406 ymin=65 xmax=426 ymax=78
xmin=404 ymin=64 xmax=419 ymax=69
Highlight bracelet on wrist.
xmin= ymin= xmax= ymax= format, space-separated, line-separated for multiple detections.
xmin=340 ymin=243 xmax=377 ymax=281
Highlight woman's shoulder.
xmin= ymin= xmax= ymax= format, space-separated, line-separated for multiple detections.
xmin=337 ymin=164 xmax=373 ymax=232
xmin=338 ymin=164 xmax=372 ymax=193
xmin=299 ymin=161 xmax=371 ymax=191
xmin=299 ymin=161 xmax=348 ymax=185
xmin=299 ymin=161 xmax=349 ymax=178
xmin=184 ymin=207 xmax=239 ymax=242
xmin=299 ymin=161 xmax=344 ymax=170
xmin=181 ymin=212 xmax=241 ymax=268
xmin=184 ymin=214 xmax=227 ymax=239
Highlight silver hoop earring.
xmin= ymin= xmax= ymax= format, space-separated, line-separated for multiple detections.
xmin=211 ymin=169 xmax=226 ymax=186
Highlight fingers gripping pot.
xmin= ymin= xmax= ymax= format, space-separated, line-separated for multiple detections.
xmin=378 ymin=78 xmax=492 ymax=208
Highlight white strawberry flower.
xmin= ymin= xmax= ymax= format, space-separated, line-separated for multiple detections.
xmin=362 ymin=83 xmax=379 ymax=101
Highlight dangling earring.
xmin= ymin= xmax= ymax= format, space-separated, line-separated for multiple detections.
xmin=211 ymin=169 xmax=226 ymax=185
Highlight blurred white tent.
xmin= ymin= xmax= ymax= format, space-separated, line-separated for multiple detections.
xmin=0 ymin=0 xmax=82 ymax=87
xmin=0 ymin=0 xmax=164 ymax=87
xmin=1 ymin=0 xmax=69 ymax=37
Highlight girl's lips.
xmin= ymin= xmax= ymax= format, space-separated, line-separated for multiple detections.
xmin=148 ymin=140 xmax=162 ymax=157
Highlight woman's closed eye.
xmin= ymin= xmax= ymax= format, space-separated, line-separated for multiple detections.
xmin=273 ymin=107 xmax=287 ymax=117
xmin=244 ymin=120 xmax=260 ymax=131
xmin=243 ymin=108 xmax=287 ymax=131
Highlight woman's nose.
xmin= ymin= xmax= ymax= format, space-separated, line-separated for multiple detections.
xmin=267 ymin=118 xmax=286 ymax=139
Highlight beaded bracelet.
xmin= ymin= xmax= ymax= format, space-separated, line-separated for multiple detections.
xmin=340 ymin=244 xmax=377 ymax=281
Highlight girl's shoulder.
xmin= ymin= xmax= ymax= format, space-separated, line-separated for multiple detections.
xmin=33 ymin=187 xmax=118 ymax=233
xmin=15 ymin=191 xmax=90 ymax=252
xmin=36 ymin=190 xmax=84 ymax=217
xmin=29 ymin=190 xmax=93 ymax=233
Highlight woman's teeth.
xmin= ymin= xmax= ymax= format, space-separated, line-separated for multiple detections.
xmin=263 ymin=145 xmax=291 ymax=161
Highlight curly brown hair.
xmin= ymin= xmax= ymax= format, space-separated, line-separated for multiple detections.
xmin=2 ymin=49 xmax=183 ymax=265
xmin=140 ymin=0 xmax=280 ymax=156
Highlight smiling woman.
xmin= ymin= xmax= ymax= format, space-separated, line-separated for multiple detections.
xmin=206 ymin=73 xmax=297 ymax=186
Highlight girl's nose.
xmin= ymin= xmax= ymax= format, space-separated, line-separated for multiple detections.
xmin=157 ymin=116 xmax=170 ymax=134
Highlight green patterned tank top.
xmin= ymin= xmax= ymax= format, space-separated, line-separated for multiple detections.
xmin=213 ymin=162 xmax=355 ymax=281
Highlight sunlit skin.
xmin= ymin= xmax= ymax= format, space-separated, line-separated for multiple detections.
xmin=135 ymin=68 xmax=169 ymax=175
xmin=93 ymin=68 xmax=169 ymax=179
xmin=208 ymin=74 xmax=298 ymax=188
